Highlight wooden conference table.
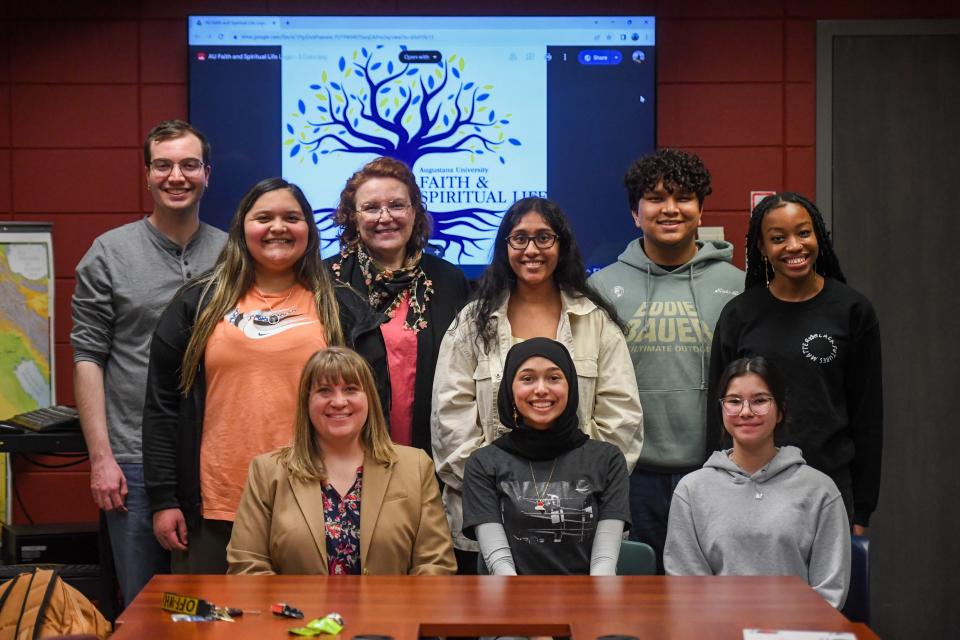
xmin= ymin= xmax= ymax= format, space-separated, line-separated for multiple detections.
xmin=114 ymin=575 xmax=878 ymax=639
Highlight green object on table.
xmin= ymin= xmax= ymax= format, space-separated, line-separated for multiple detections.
xmin=289 ymin=613 xmax=344 ymax=637
xmin=308 ymin=614 xmax=344 ymax=635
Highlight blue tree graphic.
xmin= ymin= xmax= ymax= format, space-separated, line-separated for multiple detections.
xmin=285 ymin=45 xmax=522 ymax=259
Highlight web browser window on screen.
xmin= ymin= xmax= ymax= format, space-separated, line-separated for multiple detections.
xmin=189 ymin=16 xmax=655 ymax=276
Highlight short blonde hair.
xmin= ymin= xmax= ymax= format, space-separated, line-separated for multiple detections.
xmin=278 ymin=347 xmax=396 ymax=481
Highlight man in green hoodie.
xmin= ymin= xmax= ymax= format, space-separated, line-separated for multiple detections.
xmin=588 ymin=149 xmax=744 ymax=573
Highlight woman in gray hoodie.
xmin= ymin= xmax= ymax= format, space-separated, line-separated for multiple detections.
xmin=664 ymin=357 xmax=850 ymax=608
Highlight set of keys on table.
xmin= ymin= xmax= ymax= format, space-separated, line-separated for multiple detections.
xmin=162 ymin=591 xmax=344 ymax=635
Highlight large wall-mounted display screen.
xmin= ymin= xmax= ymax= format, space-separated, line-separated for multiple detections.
xmin=189 ymin=16 xmax=655 ymax=275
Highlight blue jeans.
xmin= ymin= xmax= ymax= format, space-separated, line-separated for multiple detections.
xmin=628 ymin=467 xmax=691 ymax=575
xmin=103 ymin=463 xmax=170 ymax=605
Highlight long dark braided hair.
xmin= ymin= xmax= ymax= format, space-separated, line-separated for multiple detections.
xmin=744 ymin=192 xmax=846 ymax=289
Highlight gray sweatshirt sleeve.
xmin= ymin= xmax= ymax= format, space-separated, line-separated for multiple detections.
xmin=663 ymin=487 xmax=713 ymax=576
xmin=70 ymin=239 xmax=114 ymax=365
xmin=589 ymin=518 xmax=625 ymax=576
xmin=809 ymin=494 xmax=852 ymax=608
xmin=475 ymin=522 xmax=517 ymax=576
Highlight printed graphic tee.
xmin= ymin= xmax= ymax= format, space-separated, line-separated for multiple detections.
xmin=201 ymin=285 xmax=327 ymax=521
xmin=462 ymin=439 xmax=630 ymax=575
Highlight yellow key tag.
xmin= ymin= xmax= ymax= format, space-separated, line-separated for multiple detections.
xmin=161 ymin=592 xmax=214 ymax=617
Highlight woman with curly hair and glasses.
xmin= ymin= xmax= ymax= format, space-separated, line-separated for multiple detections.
xmin=327 ymin=157 xmax=471 ymax=456
xmin=432 ymin=196 xmax=643 ymax=573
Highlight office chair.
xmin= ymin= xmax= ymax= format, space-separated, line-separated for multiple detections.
xmin=840 ymin=535 xmax=870 ymax=624
xmin=617 ymin=540 xmax=656 ymax=575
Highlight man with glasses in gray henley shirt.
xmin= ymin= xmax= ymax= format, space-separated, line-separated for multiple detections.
xmin=71 ymin=120 xmax=226 ymax=605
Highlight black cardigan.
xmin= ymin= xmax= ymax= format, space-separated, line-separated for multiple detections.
xmin=142 ymin=280 xmax=388 ymax=527
xmin=326 ymin=252 xmax=471 ymax=453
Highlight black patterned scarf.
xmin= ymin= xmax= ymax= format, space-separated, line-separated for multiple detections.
xmin=330 ymin=244 xmax=434 ymax=333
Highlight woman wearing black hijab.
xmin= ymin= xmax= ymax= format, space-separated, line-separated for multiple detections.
xmin=461 ymin=338 xmax=630 ymax=576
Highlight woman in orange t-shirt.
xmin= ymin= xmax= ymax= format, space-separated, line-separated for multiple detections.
xmin=143 ymin=177 xmax=387 ymax=574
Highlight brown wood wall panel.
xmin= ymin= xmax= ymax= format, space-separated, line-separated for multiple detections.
xmin=141 ymin=20 xmax=189 ymax=84
xmin=54 ymin=342 xmax=74 ymax=407
xmin=0 ymin=24 xmax=8 ymax=82
xmin=656 ymin=0 xmax=784 ymax=18
xmin=784 ymin=146 xmax=816 ymax=199
xmin=54 ymin=277 xmax=75 ymax=345
xmin=786 ymin=0 xmax=959 ymax=18
xmin=12 ymin=149 xmax=142 ymax=212
xmin=658 ymin=83 xmax=784 ymax=146
xmin=12 ymin=453 xmax=91 ymax=473
xmin=11 ymin=85 xmax=140 ymax=148
xmin=785 ymin=19 xmax=815 ymax=81
xmin=785 ymin=82 xmax=815 ymax=146
xmin=140 ymin=0 xmax=269 ymax=20
xmin=0 ymin=150 xmax=9 ymax=212
xmin=139 ymin=85 xmax=188 ymax=140
xmin=688 ymin=146 xmax=783 ymax=210
xmin=11 ymin=469 xmax=97 ymax=524
xmin=10 ymin=21 xmax=139 ymax=84
xmin=7 ymin=0 xmax=139 ymax=20
xmin=658 ymin=20 xmax=784 ymax=82
xmin=0 ymin=86 xmax=9 ymax=146
xmin=280 ymin=1 xmax=398 ymax=15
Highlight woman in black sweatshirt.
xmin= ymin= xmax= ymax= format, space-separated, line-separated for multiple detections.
xmin=708 ymin=192 xmax=882 ymax=535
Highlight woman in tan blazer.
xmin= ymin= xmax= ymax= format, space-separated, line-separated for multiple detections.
xmin=227 ymin=347 xmax=456 ymax=575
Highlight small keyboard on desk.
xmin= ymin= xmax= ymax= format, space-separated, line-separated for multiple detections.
xmin=0 ymin=405 xmax=81 ymax=433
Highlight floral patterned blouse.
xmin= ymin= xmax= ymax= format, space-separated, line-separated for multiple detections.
xmin=324 ymin=466 xmax=363 ymax=575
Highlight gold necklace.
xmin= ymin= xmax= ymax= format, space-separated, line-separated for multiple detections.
xmin=253 ymin=284 xmax=296 ymax=310
xmin=529 ymin=460 xmax=558 ymax=512
xmin=252 ymin=285 xmax=297 ymax=326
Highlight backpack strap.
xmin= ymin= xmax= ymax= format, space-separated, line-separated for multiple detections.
xmin=31 ymin=568 xmax=60 ymax=640
xmin=13 ymin=568 xmax=39 ymax=639
xmin=0 ymin=571 xmax=22 ymax=611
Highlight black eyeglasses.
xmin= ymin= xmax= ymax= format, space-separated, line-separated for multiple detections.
xmin=719 ymin=395 xmax=775 ymax=416
xmin=506 ymin=231 xmax=558 ymax=250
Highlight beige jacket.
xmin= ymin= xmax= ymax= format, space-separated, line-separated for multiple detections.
xmin=430 ymin=290 xmax=644 ymax=550
xmin=227 ymin=446 xmax=456 ymax=575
